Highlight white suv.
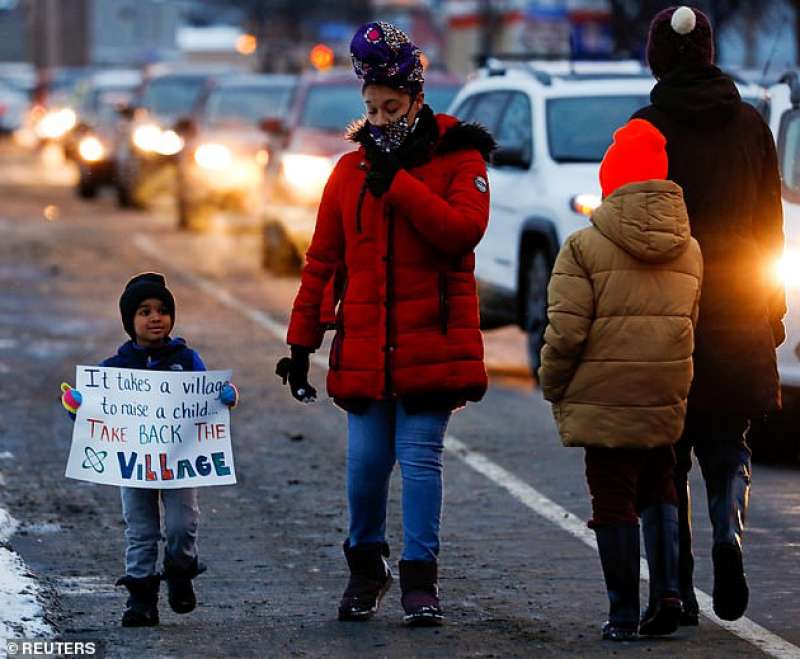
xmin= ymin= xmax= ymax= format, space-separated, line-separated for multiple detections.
xmin=449 ymin=60 xmax=767 ymax=377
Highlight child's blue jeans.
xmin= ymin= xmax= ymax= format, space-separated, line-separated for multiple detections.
xmin=346 ymin=400 xmax=451 ymax=562
xmin=120 ymin=487 xmax=199 ymax=577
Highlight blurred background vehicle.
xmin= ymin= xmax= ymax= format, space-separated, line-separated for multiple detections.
xmin=0 ymin=76 xmax=28 ymax=135
xmin=113 ymin=66 xmax=222 ymax=208
xmin=259 ymin=68 xmax=463 ymax=273
xmin=448 ymin=58 xmax=769 ymax=381
xmin=66 ymin=69 xmax=142 ymax=198
xmin=175 ymin=73 xmax=296 ymax=231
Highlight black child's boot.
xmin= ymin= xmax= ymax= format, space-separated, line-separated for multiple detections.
xmin=399 ymin=560 xmax=444 ymax=627
xmin=162 ymin=556 xmax=206 ymax=614
xmin=639 ymin=504 xmax=682 ymax=636
xmin=594 ymin=525 xmax=640 ymax=641
xmin=116 ymin=574 xmax=161 ymax=627
xmin=708 ymin=463 xmax=750 ymax=621
xmin=338 ymin=540 xmax=393 ymax=621
xmin=676 ymin=474 xmax=700 ymax=626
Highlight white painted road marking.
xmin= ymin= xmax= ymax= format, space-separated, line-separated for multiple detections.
xmin=134 ymin=233 xmax=800 ymax=658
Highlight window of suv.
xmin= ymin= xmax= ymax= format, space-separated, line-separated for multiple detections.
xmin=204 ymin=85 xmax=293 ymax=128
xmin=141 ymin=76 xmax=208 ymax=116
xmin=779 ymin=109 xmax=800 ymax=202
xmin=299 ymin=84 xmax=363 ymax=132
xmin=495 ymin=92 xmax=533 ymax=165
xmin=546 ymin=95 xmax=649 ymax=162
xmin=463 ymin=92 xmax=511 ymax=134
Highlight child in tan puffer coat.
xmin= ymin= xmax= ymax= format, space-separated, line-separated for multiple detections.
xmin=539 ymin=118 xmax=703 ymax=641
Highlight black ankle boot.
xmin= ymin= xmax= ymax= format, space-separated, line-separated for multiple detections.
xmin=708 ymin=464 xmax=750 ymax=621
xmin=676 ymin=474 xmax=699 ymax=626
xmin=162 ymin=556 xmax=206 ymax=614
xmin=594 ymin=525 xmax=640 ymax=641
xmin=399 ymin=560 xmax=443 ymax=626
xmin=116 ymin=574 xmax=160 ymax=627
xmin=338 ymin=540 xmax=393 ymax=621
xmin=639 ymin=505 xmax=682 ymax=636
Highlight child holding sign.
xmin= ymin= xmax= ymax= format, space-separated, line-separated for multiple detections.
xmin=61 ymin=273 xmax=239 ymax=627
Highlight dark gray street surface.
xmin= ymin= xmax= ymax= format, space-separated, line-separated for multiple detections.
xmin=1 ymin=145 xmax=799 ymax=658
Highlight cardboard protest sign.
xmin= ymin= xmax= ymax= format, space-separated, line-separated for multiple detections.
xmin=66 ymin=367 xmax=236 ymax=489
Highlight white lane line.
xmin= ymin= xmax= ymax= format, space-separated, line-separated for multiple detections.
xmin=133 ymin=233 xmax=800 ymax=659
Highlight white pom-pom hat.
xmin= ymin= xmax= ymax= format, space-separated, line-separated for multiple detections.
xmin=671 ymin=6 xmax=696 ymax=35
xmin=647 ymin=5 xmax=714 ymax=78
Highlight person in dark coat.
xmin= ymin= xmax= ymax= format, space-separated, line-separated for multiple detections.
xmin=276 ymin=22 xmax=494 ymax=626
xmin=633 ymin=5 xmax=786 ymax=624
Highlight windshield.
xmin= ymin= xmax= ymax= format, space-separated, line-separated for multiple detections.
xmin=425 ymin=84 xmax=461 ymax=113
xmin=547 ymin=95 xmax=650 ymax=162
xmin=780 ymin=110 xmax=800 ymax=200
xmin=204 ymin=85 xmax=293 ymax=128
xmin=299 ymin=84 xmax=363 ymax=132
xmin=140 ymin=77 xmax=207 ymax=116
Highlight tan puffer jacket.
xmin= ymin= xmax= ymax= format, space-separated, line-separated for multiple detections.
xmin=539 ymin=180 xmax=703 ymax=449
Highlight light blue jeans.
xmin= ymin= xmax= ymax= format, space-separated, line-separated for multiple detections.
xmin=120 ymin=487 xmax=199 ymax=578
xmin=347 ymin=400 xmax=451 ymax=561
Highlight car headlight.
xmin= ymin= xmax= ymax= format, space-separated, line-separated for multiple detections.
xmin=156 ymin=129 xmax=184 ymax=156
xmin=775 ymin=246 xmax=800 ymax=289
xmin=571 ymin=193 xmax=602 ymax=217
xmin=132 ymin=123 xmax=162 ymax=152
xmin=77 ymin=135 xmax=105 ymax=162
xmin=35 ymin=107 xmax=77 ymax=139
xmin=280 ymin=154 xmax=334 ymax=204
xmin=194 ymin=143 xmax=233 ymax=170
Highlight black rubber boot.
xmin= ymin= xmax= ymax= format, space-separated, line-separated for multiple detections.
xmin=162 ymin=556 xmax=206 ymax=614
xmin=399 ymin=560 xmax=443 ymax=627
xmin=338 ymin=540 xmax=393 ymax=621
xmin=708 ymin=464 xmax=750 ymax=621
xmin=639 ymin=505 xmax=682 ymax=636
xmin=115 ymin=574 xmax=160 ymax=627
xmin=676 ymin=474 xmax=700 ymax=626
xmin=594 ymin=525 xmax=640 ymax=641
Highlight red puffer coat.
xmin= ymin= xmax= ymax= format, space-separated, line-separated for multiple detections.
xmin=287 ymin=107 xmax=494 ymax=409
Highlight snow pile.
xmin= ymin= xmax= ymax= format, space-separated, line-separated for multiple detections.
xmin=0 ymin=509 xmax=52 ymax=654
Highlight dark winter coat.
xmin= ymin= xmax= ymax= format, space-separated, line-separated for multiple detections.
xmin=633 ymin=64 xmax=785 ymax=415
xmin=286 ymin=105 xmax=494 ymax=411
xmin=101 ymin=337 xmax=206 ymax=372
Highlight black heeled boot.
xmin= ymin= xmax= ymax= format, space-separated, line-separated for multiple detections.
xmin=116 ymin=574 xmax=160 ymax=627
xmin=594 ymin=525 xmax=640 ymax=641
xmin=639 ymin=504 xmax=682 ymax=636
xmin=708 ymin=464 xmax=750 ymax=621
xmin=676 ymin=474 xmax=699 ymax=626
xmin=338 ymin=540 xmax=393 ymax=621
xmin=399 ymin=560 xmax=444 ymax=627
xmin=162 ymin=556 xmax=206 ymax=614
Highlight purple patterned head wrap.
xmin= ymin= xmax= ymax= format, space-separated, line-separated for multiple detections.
xmin=350 ymin=21 xmax=424 ymax=97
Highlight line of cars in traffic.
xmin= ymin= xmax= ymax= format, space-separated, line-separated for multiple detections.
xmin=15 ymin=58 xmax=798 ymax=460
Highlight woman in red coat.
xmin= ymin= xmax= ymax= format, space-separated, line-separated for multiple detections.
xmin=276 ymin=21 xmax=494 ymax=626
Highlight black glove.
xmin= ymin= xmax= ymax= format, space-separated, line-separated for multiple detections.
xmin=364 ymin=145 xmax=401 ymax=198
xmin=276 ymin=346 xmax=317 ymax=403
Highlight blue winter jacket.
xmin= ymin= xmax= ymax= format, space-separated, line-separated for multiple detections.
xmin=101 ymin=337 xmax=206 ymax=372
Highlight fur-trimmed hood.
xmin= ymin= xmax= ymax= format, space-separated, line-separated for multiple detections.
xmin=346 ymin=105 xmax=496 ymax=162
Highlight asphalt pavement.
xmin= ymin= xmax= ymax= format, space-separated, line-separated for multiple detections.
xmin=1 ymin=145 xmax=799 ymax=658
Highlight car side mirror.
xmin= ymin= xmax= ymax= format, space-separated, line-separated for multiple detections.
xmin=260 ymin=116 xmax=286 ymax=136
xmin=173 ymin=116 xmax=197 ymax=138
xmin=491 ymin=146 xmax=530 ymax=169
xmin=116 ymin=103 xmax=136 ymax=120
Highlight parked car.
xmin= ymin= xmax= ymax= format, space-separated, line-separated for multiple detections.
xmin=64 ymin=70 xmax=141 ymax=197
xmin=174 ymin=73 xmax=296 ymax=231
xmin=260 ymin=69 xmax=463 ymax=272
xmin=447 ymin=59 xmax=768 ymax=378
xmin=113 ymin=66 xmax=221 ymax=208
